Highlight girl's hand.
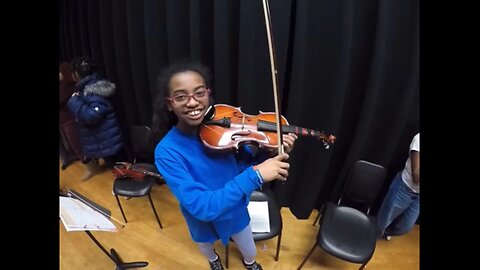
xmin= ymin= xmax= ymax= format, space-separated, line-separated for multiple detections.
xmin=255 ymin=153 xmax=290 ymax=182
xmin=283 ymin=133 xmax=298 ymax=154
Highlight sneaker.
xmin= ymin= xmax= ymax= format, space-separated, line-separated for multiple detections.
xmin=209 ymin=255 xmax=224 ymax=270
xmin=382 ymin=234 xmax=391 ymax=241
xmin=243 ymin=261 xmax=263 ymax=270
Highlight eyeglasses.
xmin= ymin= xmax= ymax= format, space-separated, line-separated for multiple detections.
xmin=167 ymin=88 xmax=210 ymax=106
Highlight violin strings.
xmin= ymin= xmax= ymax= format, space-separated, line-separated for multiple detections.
xmin=200 ymin=124 xmax=224 ymax=136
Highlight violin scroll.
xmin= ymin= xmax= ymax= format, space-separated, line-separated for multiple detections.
xmin=318 ymin=132 xmax=336 ymax=149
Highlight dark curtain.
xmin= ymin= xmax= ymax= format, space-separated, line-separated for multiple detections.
xmin=59 ymin=0 xmax=419 ymax=219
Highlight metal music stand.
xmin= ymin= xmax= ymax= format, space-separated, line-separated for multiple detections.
xmin=60 ymin=189 xmax=148 ymax=270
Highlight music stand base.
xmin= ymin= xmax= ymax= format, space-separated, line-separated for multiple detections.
xmin=85 ymin=231 xmax=148 ymax=270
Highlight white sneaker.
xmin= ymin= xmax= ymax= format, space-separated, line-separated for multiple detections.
xmin=383 ymin=234 xmax=391 ymax=241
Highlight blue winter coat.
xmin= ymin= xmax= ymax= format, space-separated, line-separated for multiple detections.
xmin=67 ymin=73 xmax=124 ymax=159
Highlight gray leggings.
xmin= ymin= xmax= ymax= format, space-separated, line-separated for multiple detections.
xmin=197 ymin=224 xmax=256 ymax=263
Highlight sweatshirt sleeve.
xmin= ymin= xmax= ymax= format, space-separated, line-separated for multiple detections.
xmin=410 ymin=133 xmax=420 ymax=152
xmin=156 ymin=152 xmax=262 ymax=222
xmin=235 ymin=144 xmax=271 ymax=172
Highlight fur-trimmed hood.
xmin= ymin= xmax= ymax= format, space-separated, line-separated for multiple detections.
xmin=75 ymin=73 xmax=116 ymax=98
xmin=84 ymin=80 xmax=116 ymax=97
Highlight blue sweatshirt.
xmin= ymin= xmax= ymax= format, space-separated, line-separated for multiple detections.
xmin=155 ymin=126 xmax=264 ymax=245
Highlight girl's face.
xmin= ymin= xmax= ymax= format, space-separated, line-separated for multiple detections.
xmin=167 ymin=71 xmax=210 ymax=134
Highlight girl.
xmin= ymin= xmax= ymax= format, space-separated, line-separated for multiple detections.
xmin=153 ymin=62 xmax=297 ymax=270
xmin=376 ymin=133 xmax=420 ymax=241
xmin=59 ymin=62 xmax=82 ymax=169
xmin=67 ymin=56 xmax=125 ymax=180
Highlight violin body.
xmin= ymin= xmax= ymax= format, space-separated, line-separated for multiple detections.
xmin=200 ymin=104 xmax=335 ymax=151
xmin=112 ymin=162 xmax=162 ymax=181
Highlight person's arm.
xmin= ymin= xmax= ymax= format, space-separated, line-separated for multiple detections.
xmin=410 ymin=150 xmax=420 ymax=185
xmin=59 ymin=83 xmax=75 ymax=106
xmin=67 ymin=95 xmax=109 ymax=126
xmin=156 ymin=154 xmax=262 ymax=222
xmin=236 ymin=132 xmax=297 ymax=172
xmin=156 ymin=148 xmax=290 ymax=222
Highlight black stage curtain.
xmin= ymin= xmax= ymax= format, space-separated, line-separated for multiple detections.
xmin=59 ymin=0 xmax=419 ymax=219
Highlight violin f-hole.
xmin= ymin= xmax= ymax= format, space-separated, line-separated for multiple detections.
xmin=231 ymin=130 xmax=252 ymax=141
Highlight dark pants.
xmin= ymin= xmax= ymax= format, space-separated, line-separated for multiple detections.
xmin=103 ymin=150 xmax=127 ymax=169
xmin=59 ymin=137 xmax=75 ymax=165
xmin=83 ymin=149 xmax=127 ymax=169
xmin=60 ymin=119 xmax=82 ymax=160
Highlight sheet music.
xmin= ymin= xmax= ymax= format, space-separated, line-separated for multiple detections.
xmin=247 ymin=201 xmax=270 ymax=233
xmin=60 ymin=196 xmax=117 ymax=232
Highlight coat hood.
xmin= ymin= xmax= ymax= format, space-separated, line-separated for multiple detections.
xmin=84 ymin=80 xmax=116 ymax=97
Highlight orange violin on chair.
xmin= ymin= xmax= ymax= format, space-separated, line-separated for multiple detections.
xmin=112 ymin=162 xmax=162 ymax=181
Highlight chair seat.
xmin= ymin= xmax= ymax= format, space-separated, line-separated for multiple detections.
xmin=318 ymin=202 xmax=376 ymax=263
xmin=250 ymin=189 xmax=282 ymax=241
xmin=113 ymin=177 xmax=155 ymax=197
xmin=252 ymin=214 xmax=282 ymax=241
xmin=225 ymin=189 xmax=283 ymax=267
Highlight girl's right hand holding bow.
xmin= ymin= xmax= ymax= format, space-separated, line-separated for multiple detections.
xmin=255 ymin=153 xmax=290 ymax=182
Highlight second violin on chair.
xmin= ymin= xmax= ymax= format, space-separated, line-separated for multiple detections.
xmin=113 ymin=162 xmax=163 ymax=182
xmin=112 ymin=126 xmax=164 ymax=230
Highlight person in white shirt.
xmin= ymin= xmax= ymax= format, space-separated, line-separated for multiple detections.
xmin=376 ymin=133 xmax=420 ymax=240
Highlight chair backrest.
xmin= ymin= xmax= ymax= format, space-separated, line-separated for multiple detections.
xmin=225 ymin=188 xmax=284 ymax=267
xmin=251 ymin=189 xmax=279 ymax=210
xmin=129 ymin=126 xmax=155 ymax=161
xmin=340 ymin=160 xmax=386 ymax=213
xmin=250 ymin=189 xmax=282 ymax=239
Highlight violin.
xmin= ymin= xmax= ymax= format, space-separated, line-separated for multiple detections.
xmin=199 ymin=104 xmax=336 ymax=151
xmin=112 ymin=162 xmax=162 ymax=181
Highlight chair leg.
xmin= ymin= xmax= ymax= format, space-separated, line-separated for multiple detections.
xmin=359 ymin=263 xmax=367 ymax=270
xmin=312 ymin=211 xmax=321 ymax=226
xmin=115 ymin=195 xmax=128 ymax=223
xmin=225 ymin=243 xmax=229 ymax=269
xmin=275 ymin=231 xmax=282 ymax=261
xmin=147 ymin=194 xmax=163 ymax=229
xmin=297 ymin=241 xmax=318 ymax=270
